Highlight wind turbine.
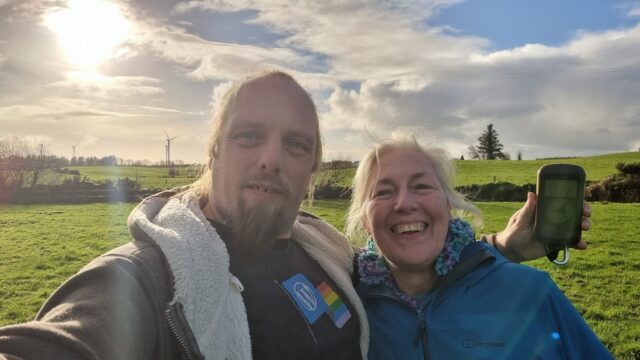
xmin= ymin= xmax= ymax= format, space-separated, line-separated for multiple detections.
xmin=163 ymin=130 xmax=178 ymax=166
xmin=72 ymin=142 xmax=79 ymax=159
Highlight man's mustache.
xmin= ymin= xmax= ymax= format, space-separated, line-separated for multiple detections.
xmin=241 ymin=173 xmax=290 ymax=197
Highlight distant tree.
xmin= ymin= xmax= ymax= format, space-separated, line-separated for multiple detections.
xmin=0 ymin=137 xmax=62 ymax=189
xmin=85 ymin=156 xmax=98 ymax=166
xmin=100 ymin=155 xmax=117 ymax=166
xmin=517 ymin=151 xmax=522 ymax=161
xmin=470 ymin=123 xmax=506 ymax=160
xmin=467 ymin=145 xmax=481 ymax=160
xmin=460 ymin=155 xmax=465 ymax=160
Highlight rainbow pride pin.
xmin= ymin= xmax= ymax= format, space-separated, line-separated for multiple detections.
xmin=317 ymin=281 xmax=352 ymax=328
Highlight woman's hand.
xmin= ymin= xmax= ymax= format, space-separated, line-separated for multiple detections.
xmin=494 ymin=192 xmax=590 ymax=263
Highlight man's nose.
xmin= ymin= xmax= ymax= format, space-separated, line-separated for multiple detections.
xmin=258 ymin=137 xmax=283 ymax=173
xmin=394 ymin=187 xmax=417 ymax=212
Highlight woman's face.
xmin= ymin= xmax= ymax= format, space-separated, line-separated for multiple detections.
xmin=364 ymin=148 xmax=450 ymax=273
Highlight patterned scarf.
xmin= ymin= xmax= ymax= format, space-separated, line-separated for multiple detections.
xmin=357 ymin=218 xmax=475 ymax=310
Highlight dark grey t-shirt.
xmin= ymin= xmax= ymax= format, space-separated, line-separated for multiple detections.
xmin=210 ymin=219 xmax=361 ymax=360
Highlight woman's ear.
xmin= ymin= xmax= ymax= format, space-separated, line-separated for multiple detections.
xmin=361 ymin=212 xmax=372 ymax=236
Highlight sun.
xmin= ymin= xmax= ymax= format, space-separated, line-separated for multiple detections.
xmin=44 ymin=0 xmax=131 ymax=68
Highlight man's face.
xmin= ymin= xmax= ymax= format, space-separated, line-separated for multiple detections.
xmin=210 ymin=76 xmax=317 ymax=245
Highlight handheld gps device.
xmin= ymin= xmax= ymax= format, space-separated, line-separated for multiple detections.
xmin=533 ymin=164 xmax=586 ymax=265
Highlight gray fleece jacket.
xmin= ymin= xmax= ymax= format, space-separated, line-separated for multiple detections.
xmin=0 ymin=190 xmax=369 ymax=360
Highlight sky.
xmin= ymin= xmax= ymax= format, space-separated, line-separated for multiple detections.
xmin=1 ymin=0 xmax=640 ymax=164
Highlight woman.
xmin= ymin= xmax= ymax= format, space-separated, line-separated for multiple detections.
xmin=346 ymin=135 xmax=612 ymax=359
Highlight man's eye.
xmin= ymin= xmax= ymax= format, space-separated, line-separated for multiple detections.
xmin=233 ymin=131 xmax=260 ymax=145
xmin=239 ymin=132 xmax=257 ymax=140
xmin=286 ymin=138 xmax=311 ymax=153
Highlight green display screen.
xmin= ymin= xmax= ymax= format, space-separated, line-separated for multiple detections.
xmin=540 ymin=179 xmax=580 ymax=235
xmin=544 ymin=179 xmax=578 ymax=198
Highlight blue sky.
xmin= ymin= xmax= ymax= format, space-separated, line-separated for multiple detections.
xmin=430 ymin=0 xmax=637 ymax=49
xmin=1 ymin=0 xmax=639 ymax=163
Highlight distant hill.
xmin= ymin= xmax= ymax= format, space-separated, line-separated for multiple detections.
xmin=69 ymin=151 xmax=639 ymax=189
xmin=454 ymin=151 xmax=639 ymax=186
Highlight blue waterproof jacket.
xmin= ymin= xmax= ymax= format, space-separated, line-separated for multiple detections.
xmin=357 ymin=242 xmax=613 ymax=360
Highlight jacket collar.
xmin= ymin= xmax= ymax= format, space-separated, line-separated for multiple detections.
xmin=357 ymin=242 xmax=505 ymax=299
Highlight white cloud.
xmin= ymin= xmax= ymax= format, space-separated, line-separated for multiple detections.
xmin=138 ymin=105 xmax=205 ymax=116
xmin=129 ymin=18 xmax=313 ymax=82
xmin=175 ymin=1 xmax=485 ymax=84
xmin=318 ymin=22 xmax=640 ymax=159
xmin=170 ymin=1 xmax=640 ymax=159
xmin=624 ymin=1 xmax=640 ymax=17
xmin=47 ymin=71 xmax=164 ymax=99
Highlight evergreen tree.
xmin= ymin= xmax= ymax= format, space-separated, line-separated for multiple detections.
xmin=470 ymin=123 xmax=505 ymax=160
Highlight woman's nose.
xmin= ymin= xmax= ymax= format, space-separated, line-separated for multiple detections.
xmin=394 ymin=187 xmax=417 ymax=212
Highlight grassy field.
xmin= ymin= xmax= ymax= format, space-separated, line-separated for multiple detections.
xmin=67 ymin=165 xmax=196 ymax=189
xmin=1 ymin=201 xmax=638 ymax=358
xmin=454 ymin=151 xmax=640 ymax=186
xmin=67 ymin=151 xmax=639 ymax=189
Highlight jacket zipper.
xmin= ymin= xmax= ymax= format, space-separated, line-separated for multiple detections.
xmin=367 ymin=293 xmax=432 ymax=360
xmin=165 ymin=301 xmax=205 ymax=360
xmin=414 ymin=315 xmax=430 ymax=360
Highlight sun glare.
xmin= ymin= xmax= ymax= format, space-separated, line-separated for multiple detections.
xmin=44 ymin=0 xmax=130 ymax=68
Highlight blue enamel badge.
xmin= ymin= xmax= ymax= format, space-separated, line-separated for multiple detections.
xmin=282 ymin=273 xmax=329 ymax=324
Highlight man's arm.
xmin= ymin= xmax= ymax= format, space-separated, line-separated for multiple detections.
xmin=0 ymin=243 xmax=169 ymax=360
xmin=486 ymin=192 xmax=591 ymax=263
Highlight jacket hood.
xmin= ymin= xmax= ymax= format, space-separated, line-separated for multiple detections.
xmin=128 ymin=189 xmax=248 ymax=360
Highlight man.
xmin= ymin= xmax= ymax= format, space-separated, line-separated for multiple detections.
xmin=0 ymin=71 xmax=589 ymax=359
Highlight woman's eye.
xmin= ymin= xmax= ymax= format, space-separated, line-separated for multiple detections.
xmin=414 ymin=183 xmax=433 ymax=190
xmin=373 ymin=189 xmax=392 ymax=198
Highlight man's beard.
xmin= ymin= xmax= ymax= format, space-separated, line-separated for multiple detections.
xmin=220 ymin=175 xmax=301 ymax=252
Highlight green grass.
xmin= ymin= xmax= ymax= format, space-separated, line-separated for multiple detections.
xmin=68 ymin=166 xmax=196 ymax=189
xmin=454 ymin=151 xmax=640 ymax=186
xmin=1 ymin=201 xmax=638 ymax=359
xmin=0 ymin=203 xmax=135 ymax=323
